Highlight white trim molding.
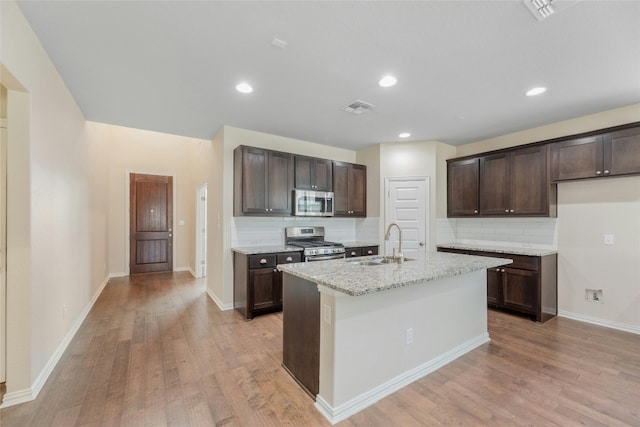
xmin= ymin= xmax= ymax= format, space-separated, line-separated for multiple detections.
xmin=558 ymin=310 xmax=640 ymax=335
xmin=206 ymin=288 xmax=233 ymax=311
xmin=315 ymin=333 xmax=490 ymax=425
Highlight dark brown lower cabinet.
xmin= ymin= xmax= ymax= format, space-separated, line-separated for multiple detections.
xmin=345 ymin=246 xmax=379 ymax=258
xmin=233 ymin=251 xmax=302 ymax=319
xmin=438 ymin=247 xmax=557 ymax=323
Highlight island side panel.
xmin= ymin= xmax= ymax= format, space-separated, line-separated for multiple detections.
xmin=282 ymin=273 xmax=320 ymax=398
xmin=318 ymin=270 xmax=488 ymax=414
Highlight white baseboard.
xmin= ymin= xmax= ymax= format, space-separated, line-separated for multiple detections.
xmin=558 ymin=310 xmax=640 ymax=335
xmin=0 ymin=275 xmax=111 ymax=409
xmin=206 ymin=288 xmax=233 ymax=311
xmin=315 ymin=332 xmax=490 ymax=425
xmin=109 ymin=272 xmax=127 ymax=278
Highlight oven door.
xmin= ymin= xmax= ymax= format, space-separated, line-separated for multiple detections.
xmin=294 ymin=190 xmax=334 ymax=216
xmin=305 ymin=253 xmax=345 ymax=262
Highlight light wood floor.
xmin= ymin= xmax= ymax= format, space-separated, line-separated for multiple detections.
xmin=1 ymin=271 xmax=639 ymax=426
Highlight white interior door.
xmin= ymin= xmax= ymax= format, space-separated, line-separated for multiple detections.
xmin=384 ymin=177 xmax=429 ymax=259
xmin=196 ymin=183 xmax=208 ymax=278
xmin=0 ymin=117 xmax=6 ymax=383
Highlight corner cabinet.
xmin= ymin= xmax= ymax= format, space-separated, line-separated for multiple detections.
xmin=233 ymin=251 xmax=302 ymax=320
xmin=294 ymin=155 xmax=333 ymax=191
xmin=438 ymin=247 xmax=557 ymax=323
xmin=551 ymin=125 xmax=640 ymax=181
xmin=333 ymin=161 xmax=367 ymax=217
xmin=234 ymin=146 xmax=294 ymax=216
xmin=447 ymin=145 xmax=556 ymax=217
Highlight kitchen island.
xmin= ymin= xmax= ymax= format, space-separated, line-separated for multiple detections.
xmin=277 ymin=251 xmax=511 ymax=424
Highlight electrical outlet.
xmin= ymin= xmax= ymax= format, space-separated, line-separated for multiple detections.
xmin=585 ymin=289 xmax=603 ymax=303
xmin=323 ymin=304 xmax=332 ymax=324
xmin=405 ymin=328 xmax=413 ymax=345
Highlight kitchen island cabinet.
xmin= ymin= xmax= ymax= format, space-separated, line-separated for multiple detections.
xmin=278 ymin=252 xmax=510 ymax=424
xmin=344 ymin=245 xmax=378 ymax=258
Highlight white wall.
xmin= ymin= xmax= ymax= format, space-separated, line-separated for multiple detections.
xmin=1 ymin=0 xmax=110 ymax=405
xmin=99 ymin=122 xmax=207 ymax=276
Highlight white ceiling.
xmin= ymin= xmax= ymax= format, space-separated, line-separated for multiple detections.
xmin=16 ymin=0 xmax=640 ymax=150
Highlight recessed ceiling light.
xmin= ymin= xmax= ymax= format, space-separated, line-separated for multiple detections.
xmin=526 ymin=86 xmax=547 ymax=96
xmin=398 ymin=132 xmax=411 ymax=138
xmin=379 ymin=75 xmax=397 ymax=88
xmin=236 ymin=82 xmax=253 ymax=94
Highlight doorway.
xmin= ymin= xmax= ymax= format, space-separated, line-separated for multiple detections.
xmin=195 ymin=183 xmax=208 ymax=278
xmin=0 ymin=111 xmax=6 ymax=383
xmin=384 ymin=177 xmax=429 ymax=259
xmin=129 ymin=173 xmax=174 ymax=274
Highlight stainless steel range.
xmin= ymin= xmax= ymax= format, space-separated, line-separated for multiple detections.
xmin=285 ymin=226 xmax=345 ymax=262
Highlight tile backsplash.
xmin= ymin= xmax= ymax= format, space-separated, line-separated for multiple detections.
xmin=437 ymin=217 xmax=557 ymax=249
xmin=232 ymin=216 xmax=380 ymax=247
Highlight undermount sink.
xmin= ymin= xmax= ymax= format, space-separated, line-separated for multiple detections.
xmin=346 ymin=256 xmax=414 ymax=266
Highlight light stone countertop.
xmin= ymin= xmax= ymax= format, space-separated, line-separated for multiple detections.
xmin=437 ymin=243 xmax=557 ymax=257
xmin=277 ymin=251 xmax=511 ymax=296
xmin=231 ymin=245 xmax=303 ymax=255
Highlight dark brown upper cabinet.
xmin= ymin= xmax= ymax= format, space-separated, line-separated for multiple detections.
xmin=551 ymin=125 xmax=640 ymax=181
xmin=447 ymin=158 xmax=479 ymax=216
xmin=294 ymin=155 xmax=333 ymax=191
xmin=448 ymin=145 xmax=555 ymax=217
xmin=234 ymin=146 xmax=294 ymax=216
xmin=333 ymin=161 xmax=366 ymax=217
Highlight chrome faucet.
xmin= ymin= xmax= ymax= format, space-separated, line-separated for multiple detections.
xmin=384 ymin=223 xmax=404 ymax=263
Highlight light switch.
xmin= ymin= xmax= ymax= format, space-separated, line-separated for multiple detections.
xmin=323 ymin=304 xmax=332 ymax=324
xmin=604 ymin=234 xmax=614 ymax=245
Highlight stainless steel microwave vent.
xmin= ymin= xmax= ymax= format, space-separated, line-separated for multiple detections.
xmin=342 ymin=99 xmax=376 ymax=115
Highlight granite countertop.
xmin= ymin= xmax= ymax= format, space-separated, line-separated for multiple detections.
xmin=437 ymin=243 xmax=557 ymax=257
xmin=277 ymin=252 xmax=511 ymax=296
xmin=231 ymin=245 xmax=303 ymax=255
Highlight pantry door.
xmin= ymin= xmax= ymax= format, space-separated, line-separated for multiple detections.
xmin=130 ymin=173 xmax=173 ymax=274
xmin=384 ymin=177 xmax=429 ymax=259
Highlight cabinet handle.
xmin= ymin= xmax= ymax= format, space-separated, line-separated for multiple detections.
xmin=286 ymin=256 xmax=293 ymax=262
xmin=260 ymin=258 xmax=267 ymax=264
xmin=367 ymin=250 xmax=373 ymax=255
xmin=596 ymin=170 xmax=602 ymax=175
xmin=510 ymin=209 xmax=514 ymax=213
xmin=604 ymin=170 xmax=610 ymax=174
xmin=474 ymin=210 xmax=478 ymax=214
xmin=505 ymin=209 xmax=509 ymax=213
xmin=351 ymin=251 xmax=357 ymax=256
xmin=273 ymin=268 xmax=277 ymax=273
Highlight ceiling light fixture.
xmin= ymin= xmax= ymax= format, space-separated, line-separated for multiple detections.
xmin=235 ymin=82 xmax=253 ymax=94
xmin=379 ymin=75 xmax=397 ymax=88
xmin=398 ymin=132 xmax=411 ymax=138
xmin=526 ymin=86 xmax=547 ymax=96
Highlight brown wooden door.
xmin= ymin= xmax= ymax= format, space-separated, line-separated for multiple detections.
xmin=510 ymin=146 xmax=549 ymax=215
xmin=479 ymin=153 xmax=510 ymax=215
xmin=604 ymin=126 xmax=640 ymax=176
xmin=349 ymin=163 xmax=367 ymax=216
xmin=332 ymin=161 xmax=350 ymax=215
xmin=130 ymin=173 xmax=173 ymax=274
xmin=266 ymin=150 xmax=293 ymax=214
xmin=503 ymin=268 xmax=538 ymax=314
xmin=551 ymin=135 xmax=603 ymax=181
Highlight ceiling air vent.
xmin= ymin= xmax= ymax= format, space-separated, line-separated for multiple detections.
xmin=342 ymin=99 xmax=376 ymax=115
xmin=523 ymin=0 xmax=579 ymax=21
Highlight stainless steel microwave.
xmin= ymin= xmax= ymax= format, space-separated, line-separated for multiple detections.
xmin=293 ymin=189 xmax=334 ymax=216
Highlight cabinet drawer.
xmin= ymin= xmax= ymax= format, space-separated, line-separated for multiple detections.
xmin=345 ymin=247 xmax=362 ymax=257
xmin=249 ymin=254 xmax=277 ymax=269
xmin=277 ymin=252 xmax=302 ymax=264
xmin=472 ymin=251 xmax=538 ymax=271
xmin=362 ymin=246 xmax=378 ymax=256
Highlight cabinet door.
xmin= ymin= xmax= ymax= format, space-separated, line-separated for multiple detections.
xmin=349 ymin=164 xmax=367 ymax=216
xmin=333 ymin=162 xmax=350 ymax=215
xmin=510 ymin=146 xmax=549 ymax=215
xmin=314 ymin=159 xmax=333 ymax=191
xmin=551 ymin=136 xmax=603 ymax=181
xmin=250 ymin=267 xmax=278 ymax=311
xmin=266 ymin=151 xmax=293 ymax=214
xmin=479 ymin=153 xmax=510 ymax=215
xmin=276 ymin=252 xmax=303 ymax=305
xmin=447 ymin=158 xmax=479 ymax=216
xmin=503 ymin=268 xmax=538 ymax=314
xmin=294 ymin=156 xmax=314 ymax=190
xmin=604 ymin=126 xmax=640 ymax=176
xmin=486 ymin=267 xmax=504 ymax=306
xmin=241 ymin=147 xmax=268 ymax=213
